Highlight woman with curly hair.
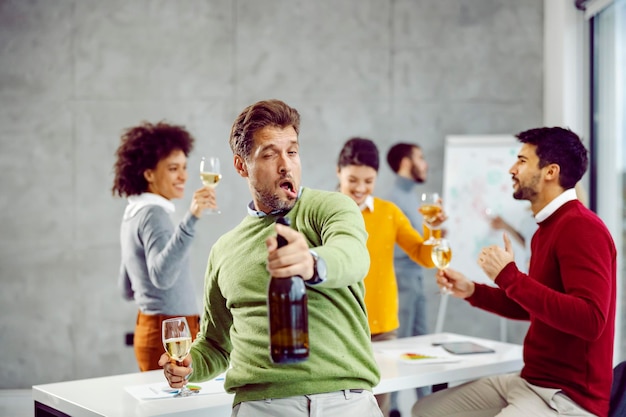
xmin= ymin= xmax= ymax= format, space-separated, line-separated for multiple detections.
xmin=112 ymin=121 xmax=217 ymax=371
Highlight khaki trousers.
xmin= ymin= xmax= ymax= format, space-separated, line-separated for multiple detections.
xmin=411 ymin=373 xmax=597 ymax=417
xmin=231 ymin=389 xmax=383 ymax=417
xmin=133 ymin=311 xmax=200 ymax=371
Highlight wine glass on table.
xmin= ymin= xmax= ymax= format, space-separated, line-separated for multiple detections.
xmin=431 ymin=238 xmax=452 ymax=295
xmin=199 ymin=156 xmax=222 ymax=215
xmin=162 ymin=317 xmax=193 ymax=397
xmin=419 ymin=192 xmax=443 ymax=244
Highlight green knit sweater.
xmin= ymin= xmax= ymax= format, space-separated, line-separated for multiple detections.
xmin=189 ymin=187 xmax=380 ymax=404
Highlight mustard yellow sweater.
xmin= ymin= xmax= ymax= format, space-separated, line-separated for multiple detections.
xmin=362 ymin=197 xmax=435 ymax=334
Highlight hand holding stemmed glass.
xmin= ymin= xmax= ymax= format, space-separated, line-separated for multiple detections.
xmin=199 ymin=156 xmax=222 ymax=215
xmin=431 ymin=238 xmax=453 ymax=295
xmin=419 ymin=192 xmax=446 ymax=244
xmin=162 ymin=317 xmax=194 ymax=397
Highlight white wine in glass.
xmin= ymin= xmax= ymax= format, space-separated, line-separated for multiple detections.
xmin=162 ymin=317 xmax=194 ymax=397
xmin=200 ymin=156 xmax=221 ymax=214
xmin=431 ymin=238 xmax=452 ymax=294
xmin=419 ymin=192 xmax=443 ymax=244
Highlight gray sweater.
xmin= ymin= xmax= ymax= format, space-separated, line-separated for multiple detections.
xmin=387 ymin=175 xmax=425 ymax=271
xmin=118 ymin=204 xmax=200 ymax=315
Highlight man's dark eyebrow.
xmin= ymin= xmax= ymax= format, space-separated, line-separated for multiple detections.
xmin=258 ymin=140 xmax=299 ymax=152
xmin=256 ymin=142 xmax=279 ymax=154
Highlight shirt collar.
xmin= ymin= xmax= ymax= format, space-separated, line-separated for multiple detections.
xmin=535 ymin=188 xmax=578 ymax=223
xmin=360 ymin=195 xmax=375 ymax=212
xmin=247 ymin=186 xmax=304 ymax=217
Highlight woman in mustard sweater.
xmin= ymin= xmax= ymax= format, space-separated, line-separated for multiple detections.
xmin=336 ymin=137 xmax=446 ymax=417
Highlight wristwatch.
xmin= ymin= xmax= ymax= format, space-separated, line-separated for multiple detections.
xmin=307 ymin=250 xmax=327 ymax=285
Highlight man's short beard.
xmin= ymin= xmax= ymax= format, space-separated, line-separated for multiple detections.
xmin=411 ymin=166 xmax=425 ymax=184
xmin=256 ymin=190 xmax=295 ymax=212
xmin=412 ymin=174 xmax=425 ymax=184
xmin=513 ymin=187 xmax=537 ymax=201
xmin=513 ymin=174 xmax=540 ymax=201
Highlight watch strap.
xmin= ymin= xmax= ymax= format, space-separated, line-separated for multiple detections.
xmin=307 ymin=250 xmax=326 ymax=285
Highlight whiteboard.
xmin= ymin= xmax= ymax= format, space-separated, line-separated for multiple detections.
xmin=442 ymin=135 xmax=531 ymax=285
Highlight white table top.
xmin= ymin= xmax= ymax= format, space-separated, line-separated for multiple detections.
xmin=32 ymin=333 xmax=523 ymax=417
xmin=372 ymin=332 xmax=523 ymax=394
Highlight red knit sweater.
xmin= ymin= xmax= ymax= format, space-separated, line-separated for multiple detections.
xmin=468 ymin=200 xmax=616 ymax=417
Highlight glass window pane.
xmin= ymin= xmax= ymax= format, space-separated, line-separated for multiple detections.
xmin=592 ymin=0 xmax=625 ymax=363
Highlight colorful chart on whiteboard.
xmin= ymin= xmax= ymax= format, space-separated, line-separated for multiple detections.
xmin=443 ymin=135 xmax=531 ymax=285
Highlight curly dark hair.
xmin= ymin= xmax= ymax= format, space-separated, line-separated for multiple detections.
xmin=229 ymin=99 xmax=300 ymax=159
xmin=337 ymin=137 xmax=380 ymax=172
xmin=111 ymin=121 xmax=195 ymax=197
xmin=515 ymin=127 xmax=588 ymax=189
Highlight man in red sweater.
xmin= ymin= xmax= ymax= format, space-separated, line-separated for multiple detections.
xmin=412 ymin=127 xmax=616 ymax=417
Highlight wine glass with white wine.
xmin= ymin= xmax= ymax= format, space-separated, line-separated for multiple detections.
xmin=199 ymin=156 xmax=222 ymax=215
xmin=419 ymin=192 xmax=443 ymax=244
xmin=431 ymin=238 xmax=452 ymax=295
xmin=162 ymin=317 xmax=193 ymax=397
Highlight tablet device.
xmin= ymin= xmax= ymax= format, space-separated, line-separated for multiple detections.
xmin=439 ymin=341 xmax=495 ymax=355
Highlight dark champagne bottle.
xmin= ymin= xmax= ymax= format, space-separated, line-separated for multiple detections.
xmin=267 ymin=217 xmax=309 ymax=364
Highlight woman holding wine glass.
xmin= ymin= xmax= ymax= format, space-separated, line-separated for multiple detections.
xmin=112 ymin=121 xmax=217 ymax=371
xmin=199 ymin=156 xmax=222 ymax=214
xmin=336 ymin=137 xmax=447 ymax=416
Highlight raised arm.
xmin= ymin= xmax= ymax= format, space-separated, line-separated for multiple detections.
xmin=141 ymin=206 xmax=198 ymax=290
xmin=301 ymin=191 xmax=370 ymax=288
xmin=395 ymin=205 xmax=436 ymax=268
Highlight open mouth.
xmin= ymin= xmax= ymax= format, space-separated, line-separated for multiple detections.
xmin=279 ymin=179 xmax=297 ymax=197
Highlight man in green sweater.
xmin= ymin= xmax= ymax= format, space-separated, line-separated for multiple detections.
xmin=159 ymin=99 xmax=382 ymax=416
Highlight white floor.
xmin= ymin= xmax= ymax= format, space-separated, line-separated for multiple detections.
xmin=1 ymin=388 xmax=416 ymax=417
